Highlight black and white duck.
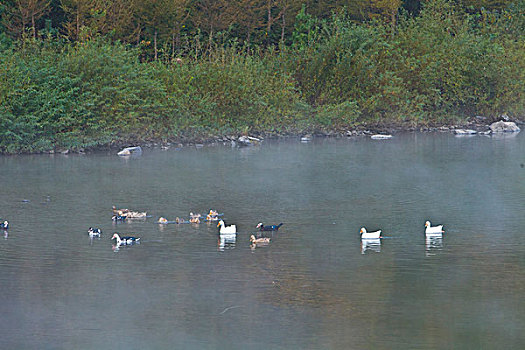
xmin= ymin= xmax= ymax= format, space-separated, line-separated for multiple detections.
xmin=256 ymin=223 xmax=283 ymax=231
xmin=112 ymin=215 xmax=127 ymax=222
xmin=111 ymin=233 xmax=140 ymax=245
xmin=88 ymin=227 xmax=101 ymax=238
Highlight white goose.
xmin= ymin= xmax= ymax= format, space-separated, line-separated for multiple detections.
xmin=217 ymin=220 xmax=236 ymax=234
xmin=360 ymin=227 xmax=382 ymax=239
xmin=425 ymin=221 xmax=444 ymax=235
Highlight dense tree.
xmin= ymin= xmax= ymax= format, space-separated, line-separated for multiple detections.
xmin=460 ymin=0 xmax=515 ymax=10
xmin=265 ymin=0 xmax=303 ymax=44
xmin=369 ymin=0 xmax=403 ymax=31
xmin=0 ymin=0 xmax=523 ymax=153
xmin=2 ymin=0 xmax=50 ymax=38
xmin=60 ymin=0 xmax=135 ymax=41
xmin=191 ymin=0 xmax=235 ymax=47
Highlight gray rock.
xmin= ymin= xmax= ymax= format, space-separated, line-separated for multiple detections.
xmin=489 ymin=121 xmax=520 ymax=133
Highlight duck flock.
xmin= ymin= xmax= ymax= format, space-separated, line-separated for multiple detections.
xmin=1 ymin=207 xmax=444 ymax=252
xmin=105 ymin=206 xmax=284 ymax=250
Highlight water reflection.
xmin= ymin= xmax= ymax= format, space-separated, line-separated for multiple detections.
xmin=218 ymin=233 xmax=236 ymax=251
xmin=491 ymin=132 xmax=519 ymax=140
xmin=117 ymin=152 xmax=143 ymax=162
xmin=88 ymin=236 xmax=101 ymax=246
xmin=238 ymin=144 xmax=261 ymax=158
xmin=3 ymin=230 xmax=7 ymax=240
xmin=425 ymin=236 xmax=443 ymax=257
xmin=112 ymin=240 xmax=141 ymax=252
xmin=361 ymin=239 xmax=381 ymax=254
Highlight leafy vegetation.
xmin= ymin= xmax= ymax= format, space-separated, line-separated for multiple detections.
xmin=0 ymin=0 xmax=523 ymax=153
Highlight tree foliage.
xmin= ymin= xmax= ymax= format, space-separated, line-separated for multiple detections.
xmin=0 ymin=0 xmax=523 ymax=153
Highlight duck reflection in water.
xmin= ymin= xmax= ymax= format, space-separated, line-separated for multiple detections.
xmin=218 ymin=234 xmax=236 ymax=252
xmin=425 ymin=236 xmax=443 ymax=257
xmin=3 ymin=230 xmax=7 ymax=240
xmin=361 ymin=238 xmax=381 ymax=254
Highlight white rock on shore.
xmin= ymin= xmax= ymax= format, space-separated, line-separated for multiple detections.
xmin=237 ymin=136 xmax=262 ymax=146
xmin=117 ymin=146 xmax=143 ymax=156
xmin=489 ymin=120 xmax=520 ymax=133
xmin=301 ymin=135 xmax=312 ymax=142
xmin=454 ymin=129 xmax=478 ymax=135
xmin=371 ymin=134 xmax=392 ymax=140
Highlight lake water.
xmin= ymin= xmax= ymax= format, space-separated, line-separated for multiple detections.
xmin=0 ymin=132 xmax=524 ymax=349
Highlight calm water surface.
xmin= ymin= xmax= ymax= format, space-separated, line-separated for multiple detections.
xmin=1 ymin=132 xmax=524 ymax=349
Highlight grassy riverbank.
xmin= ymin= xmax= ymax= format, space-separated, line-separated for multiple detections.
xmin=0 ymin=0 xmax=523 ymax=153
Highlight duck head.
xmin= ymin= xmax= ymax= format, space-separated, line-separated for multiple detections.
xmin=111 ymin=233 xmax=120 ymax=240
xmin=256 ymin=223 xmax=263 ymax=229
xmin=425 ymin=221 xmax=431 ymax=228
xmin=250 ymin=235 xmax=256 ymax=242
xmin=217 ymin=220 xmax=224 ymax=227
xmin=360 ymin=227 xmax=366 ymax=234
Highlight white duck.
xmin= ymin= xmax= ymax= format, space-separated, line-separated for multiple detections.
xmin=360 ymin=227 xmax=382 ymax=239
xmin=217 ymin=220 xmax=236 ymax=234
xmin=111 ymin=233 xmax=140 ymax=245
xmin=425 ymin=221 xmax=444 ymax=235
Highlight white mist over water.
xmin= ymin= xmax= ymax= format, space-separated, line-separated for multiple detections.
xmin=0 ymin=132 xmax=524 ymax=349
